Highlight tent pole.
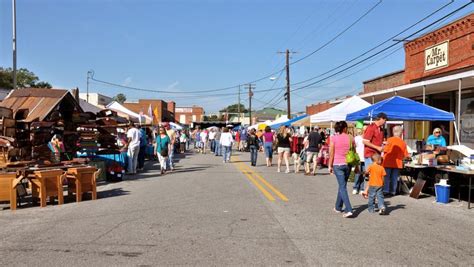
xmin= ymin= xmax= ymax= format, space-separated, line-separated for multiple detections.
xmin=454 ymin=121 xmax=461 ymax=145
xmin=422 ymin=85 xmax=426 ymax=139
xmin=330 ymin=121 xmax=333 ymax=136
xmin=457 ymin=78 xmax=462 ymax=143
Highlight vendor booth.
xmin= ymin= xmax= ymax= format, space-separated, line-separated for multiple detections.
xmin=311 ymin=96 xmax=371 ymax=124
xmin=347 ymin=96 xmax=473 ymax=208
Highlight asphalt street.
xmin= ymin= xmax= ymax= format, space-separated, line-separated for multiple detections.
xmin=0 ymin=150 xmax=473 ymax=266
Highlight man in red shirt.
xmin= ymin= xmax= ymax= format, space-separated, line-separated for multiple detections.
xmin=362 ymin=112 xmax=387 ymax=169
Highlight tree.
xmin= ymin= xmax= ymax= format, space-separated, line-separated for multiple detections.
xmin=0 ymin=67 xmax=52 ymax=89
xmin=113 ymin=93 xmax=127 ymax=104
xmin=219 ymin=103 xmax=248 ymax=114
xmin=203 ymin=114 xmax=222 ymax=122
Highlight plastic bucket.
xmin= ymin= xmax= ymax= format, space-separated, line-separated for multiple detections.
xmin=435 ymin=184 xmax=450 ymax=204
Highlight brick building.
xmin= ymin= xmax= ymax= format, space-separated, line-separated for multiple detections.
xmin=123 ymin=99 xmax=175 ymax=122
xmin=175 ymin=106 xmax=204 ymax=125
xmin=307 ymin=13 xmax=474 ymax=147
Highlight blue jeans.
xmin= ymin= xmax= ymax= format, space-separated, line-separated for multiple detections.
xmin=222 ymin=146 xmax=231 ymax=162
xmin=364 ymin=157 xmax=373 ymax=169
xmin=214 ymin=140 xmax=221 ymax=156
xmin=384 ymin=168 xmax=399 ymax=194
xmin=368 ymin=186 xmax=385 ymax=212
xmin=250 ymin=145 xmax=258 ymax=166
xmin=264 ymin=142 xmax=273 ymax=159
xmin=334 ymin=165 xmax=353 ymax=213
xmin=167 ymin=148 xmax=174 ymax=170
xmin=353 ymin=162 xmax=365 ymax=191
xmin=210 ymin=139 xmax=215 ymax=152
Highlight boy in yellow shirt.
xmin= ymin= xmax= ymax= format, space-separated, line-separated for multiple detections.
xmin=362 ymin=153 xmax=387 ymax=215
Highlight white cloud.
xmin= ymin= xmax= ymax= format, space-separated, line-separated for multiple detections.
xmin=123 ymin=77 xmax=133 ymax=86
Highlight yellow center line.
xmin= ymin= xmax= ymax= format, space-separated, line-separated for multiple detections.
xmin=238 ymin=162 xmax=289 ymax=202
xmin=231 ymin=155 xmax=289 ymax=202
xmin=234 ymin=161 xmax=275 ymax=201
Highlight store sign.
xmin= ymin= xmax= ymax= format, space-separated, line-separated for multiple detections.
xmin=425 ymin=41 xmax=448 ymax=71
xmin=175 ymin=107 xmax=193 ymax=113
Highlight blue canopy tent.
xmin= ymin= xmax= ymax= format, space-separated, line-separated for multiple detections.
xmin=270 ymin=114 xmax=308 ymax=130
xmin=346 ymin=96 xmax=458 ymax=143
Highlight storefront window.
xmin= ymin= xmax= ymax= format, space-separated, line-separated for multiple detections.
xmin=460 ymin=92 xmax=474 ymax=148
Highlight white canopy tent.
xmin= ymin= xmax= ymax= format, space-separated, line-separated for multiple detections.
xmin=106 ymin=101 xmax=152 ymax=124
xmin=310 ymin=96 xmax=371 ymax=124
xmin=267 ymin=115 xmax=289 ymax=126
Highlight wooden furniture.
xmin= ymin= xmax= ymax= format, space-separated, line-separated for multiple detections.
xmin=30 ymin=169 xmax=66 ymax=208
xmin=66 ymin=167 xmax=99 ymax=202
xmin=0 ymin=172 xmax=19 ymax=210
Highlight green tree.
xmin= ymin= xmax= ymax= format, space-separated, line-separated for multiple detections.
xmin=203 ymin=114 xmax=222 ymax=122
xmin=0 ymin=67 xmax=52 ymax=89
xmin=219 ymin=103 xmax=248 ymax=114
xmin=113 ymin=93 xmax=127 ymax=104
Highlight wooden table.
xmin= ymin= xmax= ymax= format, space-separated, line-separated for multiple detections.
xmin=0 ymin=172 xmax=20 ymax=210
xmin=66 ymin=167 xmax=99 ymax=202
xmin=30 ymin=169 xmax=66 ymax=207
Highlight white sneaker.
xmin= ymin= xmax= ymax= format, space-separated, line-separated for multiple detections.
xmin=277 ymin=168 xmax=281 ymax=173
xmin=285 ymin=169 xmax=290 ymax=173
xmin=352 ymin=189 xmax=358 ymax=195
xmin=342 ymin=212 xmax=353 ymax=218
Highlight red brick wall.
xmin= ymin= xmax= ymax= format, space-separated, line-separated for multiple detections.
xmin=306 ymin=102 xmax=334 ymax=115
xmin=363 ymin=71 xmax=405 ymax=93
xmin=175 ymin=106 xmax=204 ymax=124
xmin=404 ymin=14 xmax=474 ymax=83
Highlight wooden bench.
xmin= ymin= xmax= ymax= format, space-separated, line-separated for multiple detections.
xmin=0 ymin=172 xmax=19 ymax=210
xmin=66 ymin=167 xmax=100 ymax=202
xmin=30 ymin=169 xmax=66 ymax=208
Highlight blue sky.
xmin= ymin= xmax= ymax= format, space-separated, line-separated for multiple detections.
xmin=0 ymin=0 xmax=472 ymax=113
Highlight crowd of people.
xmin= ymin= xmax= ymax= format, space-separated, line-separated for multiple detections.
xmin=118 ymin=115 xmax=447 ymax=219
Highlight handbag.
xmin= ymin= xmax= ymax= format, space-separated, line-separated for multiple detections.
xmin=345 ymin=135 xmax=360 ymax=166
xmin=159 ymin=137 xmax=169 ymax=157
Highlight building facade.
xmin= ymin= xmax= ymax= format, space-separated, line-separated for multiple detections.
xmin=123 ymin=99 xmax=175 ymax=122
xmin=79 ymin=93 xmax=112 ymax=107
xmin=175 ymin=106 xmax=204 ymax=125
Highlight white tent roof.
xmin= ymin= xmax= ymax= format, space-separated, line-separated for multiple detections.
xmin=268 ymin=115 xmax=289 ymax=126
xmin=106 ymin=101 xmax=152 ymax=124
xmin=310 ymin=96 xmax=371 ymax=123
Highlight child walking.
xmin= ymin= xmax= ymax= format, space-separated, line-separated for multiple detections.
xmin=362 ymin=154 xmax=387 ymax=215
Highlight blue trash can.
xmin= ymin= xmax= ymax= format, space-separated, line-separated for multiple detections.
xmin=435 ymin=184 xmax=450 ymax=204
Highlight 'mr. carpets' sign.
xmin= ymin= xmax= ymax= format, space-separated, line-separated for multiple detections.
xmin=425 ymin=41 xmax=449 ymax=71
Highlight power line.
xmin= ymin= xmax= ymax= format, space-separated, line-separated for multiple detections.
xmin=290 ymin=0 xmax=469 ymax=93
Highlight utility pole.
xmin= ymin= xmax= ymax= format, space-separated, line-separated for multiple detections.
xmin=238 ymin=85 xmax=241 ymax=123
xmin=12 ymin=0 xmax=17 ymax=90
xmin=244 ymin=84 xmax=255 ymax=125
xmin=86 ymin=70 xmax=93 ymax=103
xmin=278 ymin=49 xmax=296 ymax=119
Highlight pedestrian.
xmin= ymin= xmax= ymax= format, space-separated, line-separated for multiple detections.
xmin=262 ymin=126 xmax=274 ymax=167
xmin=195 ymin=128 xmax=202 ymax=153
xmin=363 ymin=112 xmax=387 ymax=169
xmin=247 ymin=128 xmax=259 ymax=166
xmin=304 ymin=126 xmax=322 ymax=176
xmin=126 ymin=123 xmax=141 ymax=174
xmin=214 ymin=128 xmax=222 ymax=156
xmin=328 ymin=121 xmax=355 ymax=218
xmin=155 ymin=126 xmax=170 ymax=175
xmin=220 ymin=127 xmax=234 ymax=163
xmin=362 ymin=153 xmax=387 ymax=215
xmin=165 ymin=123 xmax=176 ymax=171
xmin=352 ymin=127 xmax=366 ymax=194
xmin=209 ymin=128 xmax=216 ymax=153
xmin=240 ymin=128 xmax=248 ymax=152
xmin=179 ymin=130 xmax=187 ymax=153
xmin=382 ymin=125 xmax=409 ymax=196
xmin=235 ymin=130 xmax=241 ymax=151
xmin=200 ymin=129 xmax=208 ymax=154
xmin=137 ymin=127 xmax=148 ymax=171
xmin=276 ymin=126 xmax=292 ymax=173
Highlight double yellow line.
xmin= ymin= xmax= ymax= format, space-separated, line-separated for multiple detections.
xmin=233 ymin=157 xmax=288 ymax=202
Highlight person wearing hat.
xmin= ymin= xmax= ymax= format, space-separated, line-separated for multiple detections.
xmin=426 ymin=127 xmax=447 ymax=147
xmin=362 ymin=112 xmax=387 ymax=172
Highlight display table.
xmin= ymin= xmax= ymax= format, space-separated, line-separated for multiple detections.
xmin=30 ymin=169 xmax=66 ymax=207
xmin=435 ymin=166 xmax=474 ymax=209
xmin=66 ymin=167 xmax=99 ymax=202
xmin=0 ymin=172 xmax=19 ymax=210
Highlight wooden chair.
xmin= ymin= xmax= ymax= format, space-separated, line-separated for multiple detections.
xmin=0 ymin=172 xmax=20 ymax=210
xmin=66 ymin=167 xmax=99 ymax=202
xmin=30 ymin=169 xmax=66 ymax=208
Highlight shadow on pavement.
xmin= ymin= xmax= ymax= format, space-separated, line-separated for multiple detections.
xmin=98 ymin=188 xmax=130 ymax=199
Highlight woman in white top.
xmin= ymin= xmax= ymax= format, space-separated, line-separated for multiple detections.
xmin=352 ymin=126 xmax=366 ymax=194
xmin=220 ymin=127 xmax=234 ymax=163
